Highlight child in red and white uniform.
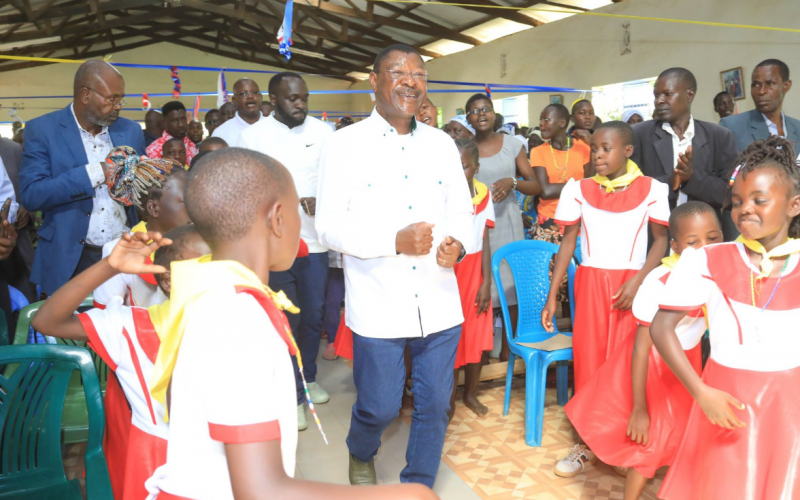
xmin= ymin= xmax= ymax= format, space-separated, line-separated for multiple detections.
xmin=565 ymin=201 xmax=721 ymax=499
xmin=652 ymin=136 xmax=800 ymax=499
xmin=94 ymin=154 xmax=190 ymax=310
xmin=541 ymin=121 xmax=670 ymax=478
xmin=32 ymin=225 xmax=210 ymax=500
xmin=90 ymin=149 xmax=191 ymax=498
xmin=145 ymin=148 xmax=435 ymax=500
xmin=450 ymin=138 xmax=495 ymax=418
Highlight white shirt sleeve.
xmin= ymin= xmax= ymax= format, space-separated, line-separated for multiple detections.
xmin=648 ymin=180 xmax=671 ymax=226
xmin=441 ymin=139 xmax=475 ymax=250
xmin=553 ymin=179 xmax=581 ymax=225
xmin=315 ymin=138 xmax=402 ymax=259
xmin=77 ymin=299 xmax=128 ymax=371
xmin=659 ymin=247 xmax=713 ymax=311
xmin=200 ymin=294 xmax=286 ymax=444
xmin=0 ymin=158 xmax=18 ymax=224
xmin=632 ymin=269 xmax=663 ymax=326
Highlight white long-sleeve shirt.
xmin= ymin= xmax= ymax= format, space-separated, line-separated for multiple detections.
xmin=0 ymin=157 xmax=18 ymax=224
xmin=315 ymin=108 xmax=474 ymax=339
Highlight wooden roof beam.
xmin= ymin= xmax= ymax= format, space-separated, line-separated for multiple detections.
xmin=434 ymin=0 xmax=542 ymax=27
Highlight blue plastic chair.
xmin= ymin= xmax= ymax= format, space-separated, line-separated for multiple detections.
xmin=493 ymin=240 xmax=577 ymax=447
xmin=573 ymin=236 xmax=582 ymax=265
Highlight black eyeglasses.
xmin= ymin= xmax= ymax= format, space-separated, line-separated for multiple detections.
xmin=467 ymin=106 xmax=493 ymax=115
xmin=84 ymin=87 xmax=126 ymax=107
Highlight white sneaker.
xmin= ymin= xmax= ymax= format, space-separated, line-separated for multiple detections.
xmin=554 ymin=445 xmax=596 ymax=478
xmin=298 ymin=404 xmax=308 ymax=431
xmin=307 ymin=382 xmax=330 ymax=404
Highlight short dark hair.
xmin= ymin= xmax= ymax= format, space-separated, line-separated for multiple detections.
xmin=198 ymin=136 xmax=228 ymax=153
xmin=755 ymin=59 xmax=790 ymax=81
xmin=185 ymin=148 xmax=292 ymax=248
xmin=268 ymin=72 xmax=303 ymax=95
xmin=465 ymin=93 xmax=492 ymax=113
xmin=545 ymin=103 xmax=570 ymax=124
xmin=570 ymin=99 xmax=592 ymax=115
xmin=713 ymin=91 xmax=732 ymax=107
xmin=454 ymin=138 xmax=479 ymax=165
xmin=658 ymin=67 xmax=697 ymax=91
xmin=162 ymin=101 xmax=186 ymax=117
xmin=595 ymin=120 xmax=634 ymax=146
xmin=373 ymin=44 xmax=421 ymax=73
xmin=154 ymin=224 xmax=205 ymax=268
xmin=668 ymin=201 xmax=719 ymax=238
xmin=205 ymin=109 xmax=219 ymax=120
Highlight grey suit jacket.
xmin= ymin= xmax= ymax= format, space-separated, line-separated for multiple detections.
xmin=720 ymin=109 xmax=800 ymax=153
xmin=631 ymin=119 xmax=738 ymax=210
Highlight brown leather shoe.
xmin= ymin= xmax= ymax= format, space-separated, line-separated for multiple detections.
xmin=349 ymin=454 xmax=377 ymax=485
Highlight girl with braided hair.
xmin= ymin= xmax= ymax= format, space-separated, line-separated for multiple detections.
xmin=651 ymin=135 xmax=800 ymax=499
xmin=94 ymin=146 xmax=191 ymax=499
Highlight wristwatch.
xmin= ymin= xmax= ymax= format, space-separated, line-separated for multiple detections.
xmin=456 ymin=244 xmax=467 ymax=263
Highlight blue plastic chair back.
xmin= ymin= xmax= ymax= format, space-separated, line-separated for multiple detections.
xmin=492 ymin=240 xmax=577 ymax=345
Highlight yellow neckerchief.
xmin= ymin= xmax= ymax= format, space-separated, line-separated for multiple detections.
xmin=661 ymin=252 xmax=680 ymax=269
xmin=149 ymin=255 xmax=299 ymax=407
xmin=591 ymin=159 xmax=643 ymax=193
xmin=471 ymin=179 xmax=488 ymax=206
xmin=660 ymin=251 xmax=709 ymax=328
xmin=129 ymin=221 xmax=156 ymax=261
xmin=736 ymin=235 xmax=800 ymax=279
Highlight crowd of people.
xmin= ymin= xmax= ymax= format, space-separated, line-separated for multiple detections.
xmin=0 ymin=42 xmax=798 ymax=500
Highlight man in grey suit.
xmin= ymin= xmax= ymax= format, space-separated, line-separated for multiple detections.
xmin=632 ymin=67 xmax=739 ymax=238
xmin=720 ymin=59 xmax=800 ymax=153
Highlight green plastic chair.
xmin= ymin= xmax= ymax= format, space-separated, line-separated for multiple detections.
xmin=0 ymin=310 xmax=7 ymax=347
xmin=0 ymin=344 xmax=112 ymax=499
xmin=13 ymin=298 xmax=107 ymax=444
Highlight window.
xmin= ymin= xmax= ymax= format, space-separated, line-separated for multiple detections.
xmin=492 ymin=94 xmax=529 ymax=128
xmin=592 ymin=77 xmax=656 ymax=123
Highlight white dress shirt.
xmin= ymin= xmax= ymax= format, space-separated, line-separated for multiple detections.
xmin=662 ymin=116 xmax=695 ymax=206
xmin=212 ymin=112 xmax=264 ymax=148
xmin=237 ymin=114 xmax=333 ymax=253
xmin=0 ymin=157 xmax=18 ymax=224
xmin=316 ymin=108 xmax=474 ymax=339
xmin=73 ymin=104 xmax=128 ymax=246
xmin=763 ymin=112 xmax=787 ymax=138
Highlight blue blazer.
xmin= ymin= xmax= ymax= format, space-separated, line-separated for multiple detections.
xmin=720 ymin=109 xmax=800 ymax=153
xmin=20 ymin=105 xmax=145 ymax=295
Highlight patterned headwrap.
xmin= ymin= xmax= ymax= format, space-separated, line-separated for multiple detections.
xmin=105 ymin=146 xmax=178 ymax=207
xmin=448 ymin=115 xmax=475 ymax=135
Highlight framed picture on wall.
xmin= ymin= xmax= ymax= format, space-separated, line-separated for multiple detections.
xmin=550 ymin=95 xmax=563 ymax=105
xmin=720 ymin=67 xmax=746 ymax=100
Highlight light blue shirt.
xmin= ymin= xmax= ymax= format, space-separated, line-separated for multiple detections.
xmin=0 ymin=157 xmax=18 ymax=224
xmin=762 ymin=112 xmax=787 ymax=138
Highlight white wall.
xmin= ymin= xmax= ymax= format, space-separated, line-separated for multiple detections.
xmin=347 ymin=0 xmax=800 ymax=125
xmin=0 ymin=41 xmax=355 ymax=128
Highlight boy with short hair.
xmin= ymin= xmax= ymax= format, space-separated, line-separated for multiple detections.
xmin=146 ymin=148 xmax=436 ymax=500
xmin=32 ymin=225 xmax=210 ymax=500
xmin=162 ymin=138 xmax=188 ymax=169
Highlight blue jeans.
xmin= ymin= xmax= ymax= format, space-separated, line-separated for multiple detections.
xmin=323 ymin=267 xmax=345 ymax=344
xmin=346 ymin=325 xmax=461 ymax=488
xmin=269 ymin=251 xmax=328 ymax=404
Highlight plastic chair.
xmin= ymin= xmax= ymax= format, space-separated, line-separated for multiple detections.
xmin=573 ymin=236 xmax=582 ymax=266
xmin=493 ymin=240 xmax=577 ymax=447
xmin=13 ymin=298 xmax=106 ymax=444
xmin=0 ymin=344 xmax=112 ymax=499
xmin=0 ymin=310 xmax=6 ymax=347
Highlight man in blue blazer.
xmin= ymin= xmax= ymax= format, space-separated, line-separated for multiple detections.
xmin=20 ymin=60 xmax=145 ymax=295
xmin=720 ymin=59 xmax=800 ymax=153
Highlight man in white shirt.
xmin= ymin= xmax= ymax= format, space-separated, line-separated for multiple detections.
xmin=212 ymin=78 xmax=265 ymax=147
xmin=316 ymin=44 xmax=473 ymax=488
xmin=238 ymin=72 xmax=333 ymax=432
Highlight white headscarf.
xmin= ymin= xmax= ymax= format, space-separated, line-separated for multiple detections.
xmin=449 ymin=115 xmax=476 ymax=135
xmin=622 ymin=109 xmax=645 ymax=124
